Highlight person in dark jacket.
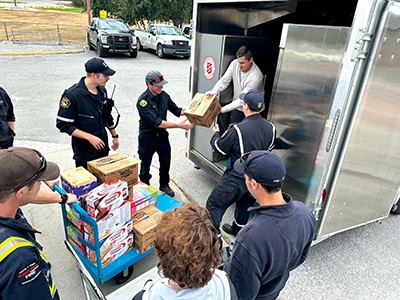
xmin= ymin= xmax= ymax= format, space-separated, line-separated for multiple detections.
xmin=224 ymin=150 xmax=316 ymax=300
xmin=136 ymin=70 xmax=194 ymax=197
xmin=56 ymin=58 xmax=119 ymax=169
xmin=0 ymin=87 xmax=16 ymax=149
xmin=0 ymin=147 xmax=64 ymax=300
xmin=206 ymin=90 xmax=275 ymax=236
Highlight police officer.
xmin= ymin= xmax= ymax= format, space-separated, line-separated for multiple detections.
xmin=56 ymin=58 xmax=119 ymax=169
xmin=0 ymin=147 xmax=63 ymax=299
xmin=206 ymin=89 xmax=275 ymax=236
xmin=0 ymin=86 xmax=16 ymax=149
xmin=137 ymin=70 xmax=194 ymax=197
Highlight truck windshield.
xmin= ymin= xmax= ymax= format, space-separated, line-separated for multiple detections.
xmin=98 ymin=19 xmax=129 ymax=31
xmin=156 ymin=26 xmax=182 ymax=36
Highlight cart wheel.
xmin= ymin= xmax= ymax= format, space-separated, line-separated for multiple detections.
xmin=391 ymin=200 xmax=400 ymax=215
xmin=115 ymin=265 xmax=134 ymax=285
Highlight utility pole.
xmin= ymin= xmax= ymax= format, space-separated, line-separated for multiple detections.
xmin=87 ymin=0 xmax=91 ymax=25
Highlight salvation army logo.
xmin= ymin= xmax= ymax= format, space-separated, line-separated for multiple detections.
xmin=203 ymin=56 xmax=216 ymax=80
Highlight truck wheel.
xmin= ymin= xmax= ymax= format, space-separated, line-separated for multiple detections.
xmin=130 ymin=50 xmax=138 ymax=58
xmin=137 ymin=38 xmax=143 ymax=50
xmin=183 ymin=55 xmax=190 ymax=59
xmin=97 ymin=41 xmax=107 ymax=58
xmin=87 ymin=35 xmax=94 ymax=50
xmin=157 ymin=44 xmax=164 ymax=58
xmin=115 ymin=265 xmax=134 ymax=285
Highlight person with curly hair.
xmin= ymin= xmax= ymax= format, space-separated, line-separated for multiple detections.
xmin=132 ymin=204 xmax=237 ymax=300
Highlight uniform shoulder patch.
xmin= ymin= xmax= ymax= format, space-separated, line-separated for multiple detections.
xmin=17 ymin=261 xmax=41 ymax=286
xmin=60 ymin=97 xmax=70 ymax=108
xmin=139 ymin=99 xmax=148 ymax=107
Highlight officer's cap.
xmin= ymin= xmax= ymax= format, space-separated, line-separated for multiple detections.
xmin=234 ymin=150 xmax=286 ymax=187
xmin=239 ymin=89 xmax=265 ymax=112
xmin=145 ymin=70 xmax=168 ymax=86
xmin=85 ymin=58 xmax=116 ymax=76
xmin=0 ymin=147 xmax=60 ymax=191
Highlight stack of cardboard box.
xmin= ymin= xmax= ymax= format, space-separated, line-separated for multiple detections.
xmin=61 ymin=152 xmax=165 ymax=266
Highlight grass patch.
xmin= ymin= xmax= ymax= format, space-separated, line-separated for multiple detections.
xmin=41 ymin=7 xmax=85 ymax=14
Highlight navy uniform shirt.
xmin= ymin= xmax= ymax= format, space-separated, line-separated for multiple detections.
xmin=210 ymin=114 xmax=276 ymax=171
xmin=56 ymin=77 xmax=114 ymax=162
xmin=136 ymin=89 xmax=182 ymax=134
xmin=0 ymin=209 xmax=59 ymax=299
xmin=0 ymin=87 xmax=16 ymax=144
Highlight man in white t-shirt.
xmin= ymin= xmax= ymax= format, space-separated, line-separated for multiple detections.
xmin=206 ymin=45 xmax=264 ymax=124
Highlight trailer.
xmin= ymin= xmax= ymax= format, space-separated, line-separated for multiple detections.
xmin=186 ymin=0 xmax=400 ymax=241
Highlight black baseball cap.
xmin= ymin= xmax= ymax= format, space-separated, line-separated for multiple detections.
xmin=85 ymin=58 xmax=116 ymax=76
xmin=234 ymin=150 xmax=285 ymax=187
xmin=239 ymin=89 xmax=265 ymax=112
xmin=145 ymin=70 xmax=168 ymax=86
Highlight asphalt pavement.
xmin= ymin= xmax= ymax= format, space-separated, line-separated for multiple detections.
xmin=1 ymin=44 xmax=399 ymax=300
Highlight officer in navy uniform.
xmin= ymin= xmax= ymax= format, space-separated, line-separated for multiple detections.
xmin=0 ymin=147 xmax=64 ymax=299
xmin=56 ymin=58 xmax=119 ymax=169
xmin=0 ymin=87 xmax=16 ymax=149
xmin=137 ymin=70 xmax=194 ymax=197
xmin=206 ymin=89 xmax=276 ymax=236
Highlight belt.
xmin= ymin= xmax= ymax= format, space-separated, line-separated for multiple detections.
xmin=140 ymin=131 xmax=166 ymax=137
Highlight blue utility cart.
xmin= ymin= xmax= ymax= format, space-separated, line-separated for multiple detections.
xmin=58 ymin=186 xmax=181 ymax=300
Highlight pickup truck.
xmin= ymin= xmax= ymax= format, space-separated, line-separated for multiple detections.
xmin=135 ymin=24 xmax=191 ymax=59
xmin=87 ymin=18 xmax=138 ymax=58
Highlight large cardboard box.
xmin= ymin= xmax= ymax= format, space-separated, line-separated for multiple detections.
xmin=87 ymin=153 xmax=139 ymax=196
xmin=132 ymin=206 xmax=163 ymax=253
xmin=61 ymin=167 xmax=98 ymax=198
xmin=184 ymin=93 xmax=221 ymax=127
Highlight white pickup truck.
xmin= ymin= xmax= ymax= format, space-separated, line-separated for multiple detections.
xmin=135 ymin=24 xmax=191 ymax=59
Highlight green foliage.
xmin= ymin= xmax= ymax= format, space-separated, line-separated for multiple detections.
xmin=41 ymin=7 xmax=85 ymax=13
xmin=71 ymin=0 xmax=86 ymax=8
xmin=88 ymin=0 xmax=192 ymax=27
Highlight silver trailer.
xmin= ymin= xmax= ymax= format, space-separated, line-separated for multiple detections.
xmin=187 ymin=0 xmax=400 ymax=241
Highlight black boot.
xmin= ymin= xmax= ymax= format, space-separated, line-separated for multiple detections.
xmin=222 ymin=222 xmax=241 ymax=236
xmin=160 ymin=185 xmax=175 ymax=197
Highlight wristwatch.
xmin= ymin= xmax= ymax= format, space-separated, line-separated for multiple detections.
xmin=60 ymin=194 xmax=68 ymax=204
xmin=112 ymin=134 xmax=119 ymax=138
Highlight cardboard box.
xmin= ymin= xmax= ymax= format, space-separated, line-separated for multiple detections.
xmin=132 ymin=206 xmax=163 ymax=253
xmin=84 ymin=200 xmax=132 ymax=241
xmin=87 ymin=153 xmax=139 ymax=190
xmin=61 ymin=167 xmax=98 ymax=198
xmin=87 ymin=233 xmax=134 ymax=266
xmin=66 ymin=225 xmax=86 ymax=257
xmin=84 ymin=180 xmax=129 ymax=221
xmin=131 ymin=182 xmax=158 ymax=214
xmin=184 ymin=93 xmax=221 ymax=127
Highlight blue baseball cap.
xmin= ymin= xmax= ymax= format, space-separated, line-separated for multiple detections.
xmin=239 ymin=89 xmax=265 ymax=111
xmin=234 ymin=150 xmax=285 ymax=186
xmin=85 ymin=58 xmax=115 ymax=76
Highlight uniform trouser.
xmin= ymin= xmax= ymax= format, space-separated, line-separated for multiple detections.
xmin=138 ymin=131 xmax=171 ymax=187
xmin=206 ymin=171 xmax=256 ymax=233
xmin=0 ymin=137 xmax=13 ymax=149
xmin=74 ymin=150 xmax=109 ymax=170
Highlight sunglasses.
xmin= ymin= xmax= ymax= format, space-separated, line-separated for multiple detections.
xmin=153 ymin=75 xmax=164 ymax=83
xmin=13 ymin=150 xmax=47 ymax=192
xmin=240 ymin=152 xmax=257 ymax=181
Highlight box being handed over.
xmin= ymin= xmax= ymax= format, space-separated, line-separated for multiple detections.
xmin=184 ymin=93 xmax=221 ymax=128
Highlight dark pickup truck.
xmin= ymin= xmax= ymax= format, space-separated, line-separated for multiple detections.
xmin=87 ymin=18 xmax=138 ymax=58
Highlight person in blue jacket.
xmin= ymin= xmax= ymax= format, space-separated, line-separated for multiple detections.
xmin=0 ymin=147 xmax=63 ymax=299
xmin=224 ymin=150 xmax=316 ymax=300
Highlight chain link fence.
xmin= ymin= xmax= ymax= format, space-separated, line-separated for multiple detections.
xmin=0 ymin=20 xmax=86 ymax=45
